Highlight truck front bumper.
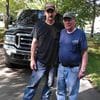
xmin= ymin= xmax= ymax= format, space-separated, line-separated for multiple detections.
xmin=3 ymin=44 xmax=30 ymax=66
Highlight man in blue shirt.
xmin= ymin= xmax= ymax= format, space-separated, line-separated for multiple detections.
xmin=56 ymin=12 xmax=88 ymax=100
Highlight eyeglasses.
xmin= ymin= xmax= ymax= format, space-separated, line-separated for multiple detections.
xmin=63 ymin=17 xmax=72 ymax=22
xmin=46 ymin=9 xmax=54 ymax=13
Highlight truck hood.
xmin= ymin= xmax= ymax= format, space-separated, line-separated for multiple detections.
xmin=5 ymin=24 xmax=34 ymax=35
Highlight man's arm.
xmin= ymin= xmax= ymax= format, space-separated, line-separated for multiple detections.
xmin=78 ymin=50 xmax=88 ymax=79
xmin=30 ymin=38 xmax=38 ymax=70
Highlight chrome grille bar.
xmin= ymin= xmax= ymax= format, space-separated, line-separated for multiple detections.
xmin=16 ymin=33 xmax=32 ymax=51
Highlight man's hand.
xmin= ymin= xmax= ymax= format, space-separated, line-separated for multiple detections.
xmin=30 ymin=60 xmax=37 ymax=70
xmin=78 ymin=69 xmax=86 ymax=79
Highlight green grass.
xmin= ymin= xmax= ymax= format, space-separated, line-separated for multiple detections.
xmin=87 ymin=34 xmax=100 ymax=91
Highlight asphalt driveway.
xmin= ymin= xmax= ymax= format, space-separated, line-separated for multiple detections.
xmin=0 ymin=47 xmax=100 ymax=100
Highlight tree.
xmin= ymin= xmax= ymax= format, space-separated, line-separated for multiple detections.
xmin=5 ymin=0 xmax=9 ymax=29
xmin=87 ymin=0 xmax=100 ymax=37
xmin=58 ymin=0 xmax=100 ymax=36
xmin=0 ymin=0 xmax=27 ymax=29
xmin=25 ymin=0 xmax=91 ymax=28
xmin=0 ymin=0 xmax=100 ymax=33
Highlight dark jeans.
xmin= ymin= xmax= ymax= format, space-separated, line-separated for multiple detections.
xmin=23 ymin=61 xmax=55 ymax=100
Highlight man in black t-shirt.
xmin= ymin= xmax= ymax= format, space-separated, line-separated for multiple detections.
xmin=23 ymin=3 xmax=63 ymax=100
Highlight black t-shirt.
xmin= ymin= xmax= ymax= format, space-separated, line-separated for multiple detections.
xmin=32 ymin=21 xmax=63 ymax=66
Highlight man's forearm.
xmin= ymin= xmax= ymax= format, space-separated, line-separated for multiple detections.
xmin=31 ymin=38 xmax=38 ymax=62
xmin=80 ymin=50 xmax=88 ymax=72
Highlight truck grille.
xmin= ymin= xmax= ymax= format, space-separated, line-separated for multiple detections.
xmin=16 ymin=33 xmax=33 ymax=51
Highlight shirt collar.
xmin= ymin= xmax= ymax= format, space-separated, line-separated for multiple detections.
xmin=67 ymin=28 xmax=76 ymax=34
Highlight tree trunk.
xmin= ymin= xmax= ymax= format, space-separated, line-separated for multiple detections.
xmin=90 ymin=0 xmax=96 ymax=37
xmin=5 ymin=0 xmax=9 ymax=29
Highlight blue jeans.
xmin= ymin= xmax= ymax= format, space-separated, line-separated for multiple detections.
xmin=23 ymin=61 xmax=55 ymax=100
xmin=56 ymin=64 xmax=80 ymax=100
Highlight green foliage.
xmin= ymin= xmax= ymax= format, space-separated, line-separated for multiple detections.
xmin=0 ymin=0 xmax=100 ymax=32
xmin=0 ymin=0 xmax=26 ymax=18
xmin=9 ymin=0 xmax=26 ymax=17
xmin=58 ymin=0 xmax=93 ymax=28
xmin=0 ymin=0 xmax=6 ymax=13
xmin=27 ymin=0 xmax=97 ymax=28
xmin=27 ymin=0 xmax=100 ymax=29
xmin=87 ymin=52 xmax=100 ymax=90
xmin=25 ymin=0 xmax=61 ymax=10
xmin=87 ymin=34 xmax=100 ymax=90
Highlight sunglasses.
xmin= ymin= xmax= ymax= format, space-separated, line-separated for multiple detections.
xmin=46 ymin=9 xmax=54 ymax=13
xmin=63 ymin=17 xmax=72 ymax=22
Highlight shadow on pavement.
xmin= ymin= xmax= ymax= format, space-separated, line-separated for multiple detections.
xmin=78 ymin=88 xmax=100 ymax=100
xmin=0 ymin=65 xmax=100 ymax=100
xmin=0 ymin=66 xmax=31 ymax=100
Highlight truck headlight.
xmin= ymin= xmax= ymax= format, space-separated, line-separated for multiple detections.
xmin=3 ymin=44 xmax=16 ymax=55
xmin=4 ymin=35 xmax=15 ymax=45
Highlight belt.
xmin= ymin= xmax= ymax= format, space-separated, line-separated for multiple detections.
xmin=61 ymin=63 xmax=79 ymax=68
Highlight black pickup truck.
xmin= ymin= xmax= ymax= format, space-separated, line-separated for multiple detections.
xmin=3 ymin=9 xmax=44 ymax=66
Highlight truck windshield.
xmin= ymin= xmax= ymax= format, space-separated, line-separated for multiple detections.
xmin=16 ymin=9 xmax=44 ymax=25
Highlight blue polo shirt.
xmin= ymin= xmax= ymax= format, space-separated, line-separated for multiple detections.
xmin=59 ymin=28 xmax=88 ymax=66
